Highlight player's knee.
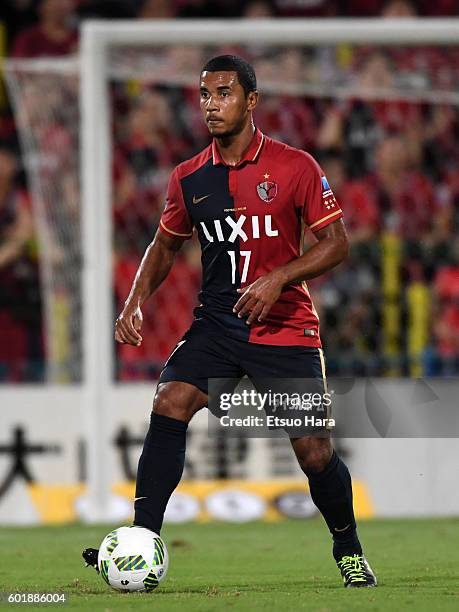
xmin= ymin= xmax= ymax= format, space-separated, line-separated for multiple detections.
xmin=294 ymin=438 xmax=333 ymax=474
xmin=153 ymin=391 xmax=190 ymax=421
xmin=152 ymin=382 xmax=204 ymax=422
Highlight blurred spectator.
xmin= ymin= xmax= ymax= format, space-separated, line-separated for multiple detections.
xmin=0 ymin=1 xmax=37 ymax=44
xmin=317 ymin=104 xmax=344 ymax=151
xmin=358 ymin=51 xmax=395 ymax=90
xmin=242 ymin=0 xmax=277 ymax=17
xmin=381 ymin=0 xmax=417 ymax=17
xmin=114 ymin=89 xmax=187 ymax=246
xmin=177 ymin=0 xmax=242 ymax=18
xmin=428 ymin=238 xmax=459 ymax=374
xmin=270 ymin=0 xmax=336 ymax=17
xmin=424 ymin=105 xmax=459 ymax=182
xmin=0 ymin=147 xmax=42 ymax=381
xmin=137 ymin=0 xmax=177 ymax=19
xmin=0 ymin=148 xmax=31 ymax=269
xmin=345 ymin=0 xmax=384 ymax=16
xmin=417 ymin=0 xmax=459 ymax=16
xmin=362 ymin=135 xmax=437 ymax=242
xmin=76 ymin=1 xmax=136 ymax=19
xmin=342 ymin=101 xmax=382 ymax=178
xmin=320 ymin=149 xmax=380 ymax=244
xmin=11 ymin=0 xmax=78 ymax=58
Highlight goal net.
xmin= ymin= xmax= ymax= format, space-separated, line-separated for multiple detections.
xmin=3 ymin=19 xmax=459 ymax=519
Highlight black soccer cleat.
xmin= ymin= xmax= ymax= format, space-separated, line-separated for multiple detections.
xmin=336 ymin=553 xmax=377 ymax=588
xmin=82 ymin=548 xmax=99 ymax=573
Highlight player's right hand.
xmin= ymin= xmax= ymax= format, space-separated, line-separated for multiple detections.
xmin=115 ymin=305 xmax=143 ymax=346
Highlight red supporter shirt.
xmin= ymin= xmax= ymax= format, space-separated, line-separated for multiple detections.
xmin=364 ymin=172 xmax=437 ymax=239
xmin=336 ymin=180 xmax=379 ymax=234
xmin=11 ymin=26 xmax=78 ymax=58
xmin=160 ymin=128 xmax=343 ymax=347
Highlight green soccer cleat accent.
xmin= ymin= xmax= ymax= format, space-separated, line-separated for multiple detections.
xmin=336 ymin=554 xmax=377 ymax=588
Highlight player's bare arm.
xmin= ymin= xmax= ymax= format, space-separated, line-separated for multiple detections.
xmin=115 ymin=230 xmax=185 ymax=346
xmin=234 ymin=219 xmax=348 ymax=324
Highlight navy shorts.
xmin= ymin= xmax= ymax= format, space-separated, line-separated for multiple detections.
xmin=159 ymin=318 xmax=327 ymax=395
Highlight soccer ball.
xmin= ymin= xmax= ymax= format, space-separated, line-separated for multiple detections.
xmin=98 ymin=526 xmax=169 ymax=592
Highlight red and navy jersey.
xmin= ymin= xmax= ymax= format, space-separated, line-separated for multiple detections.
xmin=160 ymin=128 xmax=343 ymax=347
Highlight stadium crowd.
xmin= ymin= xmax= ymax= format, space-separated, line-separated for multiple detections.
xmin=0 ymin=0 xmax=458 ymax=381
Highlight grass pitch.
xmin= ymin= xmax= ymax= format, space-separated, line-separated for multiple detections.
xmin=2 ymin=518 xmax=459 ymax=611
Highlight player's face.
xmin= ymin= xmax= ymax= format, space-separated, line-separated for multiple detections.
xmin=200 ymin=71 xmax=257 ymax=138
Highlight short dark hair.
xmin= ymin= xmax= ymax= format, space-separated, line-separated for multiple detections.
xmin=201 ymin=55 xmax=257 ymax=97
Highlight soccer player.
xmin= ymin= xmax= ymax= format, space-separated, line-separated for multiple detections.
xmin=83 ymin=55 xmax=377 ymax=588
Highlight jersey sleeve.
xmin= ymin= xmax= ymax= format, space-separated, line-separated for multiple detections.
xmin=296 ymin=154 xmax=343 ymax=233
xmin=159 ymin=168 xmax=193 ymax=239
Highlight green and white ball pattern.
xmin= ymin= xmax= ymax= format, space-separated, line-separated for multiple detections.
xmin=98 ymin=526 xmax=168 ymax=592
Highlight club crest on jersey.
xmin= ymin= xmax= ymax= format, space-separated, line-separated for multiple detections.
xmin=256 ymin=180 xmax=278 ymax=203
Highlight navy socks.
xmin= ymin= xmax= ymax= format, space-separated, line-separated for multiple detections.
xmin=134 ymin=412 xmax=188 ymax=534
xmin=306 ymin=451 xmax=362 ymax=560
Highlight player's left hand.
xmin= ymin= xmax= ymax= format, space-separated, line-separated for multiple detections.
xmin=233 ymin=270 xmax=286 ymax=325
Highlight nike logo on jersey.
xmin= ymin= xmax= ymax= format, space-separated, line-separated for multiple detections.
xmin=193 ymin=194 xmax=212 ymax=204
xmin=134 ymin=497 xmax=147 ymax=502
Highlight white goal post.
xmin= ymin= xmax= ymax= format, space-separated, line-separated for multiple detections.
xmin=54 ymin=18 xmax=459 ymax=520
